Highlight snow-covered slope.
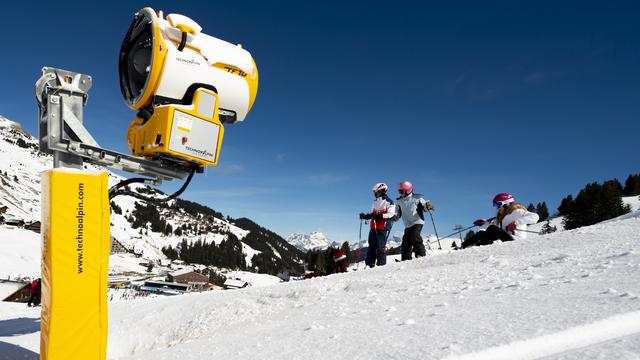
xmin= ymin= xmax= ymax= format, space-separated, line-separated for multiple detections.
xmin=286 ymin=231 xmax=332 ymax=251
xmin=4 ymin=205 xmax=640 ymax=359
xmin=0 ymin=115 xmax=50 ymax=222
xmin=0 ymin=115 xmax=303 ymax=277
xmin=529 ymin=195 xmax=639 ymax=234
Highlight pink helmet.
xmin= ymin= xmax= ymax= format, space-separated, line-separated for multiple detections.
xmin=397 ymin=181 xmax=413 ymax=196
xmin=493 ymin=193 xmax=514 ymax=208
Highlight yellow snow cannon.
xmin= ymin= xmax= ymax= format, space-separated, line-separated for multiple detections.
xmin=119 ymin=7 xmax=258 ymax=168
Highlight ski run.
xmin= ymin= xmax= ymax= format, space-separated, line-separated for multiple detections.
xmin=1 ymin=206 xmax=640 ymax=359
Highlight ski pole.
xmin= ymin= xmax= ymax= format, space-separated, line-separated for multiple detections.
xmin=515 ymin=228 xmax=541 ymax=234
xmin=439 ymin=224 xmax=477 ymax=240
xmin=356 ymin=220 xmax=363 ymax=270
xmin=427 ymin=209 xmax=442 ymax=250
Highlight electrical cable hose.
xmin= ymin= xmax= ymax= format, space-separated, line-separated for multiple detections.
xmin=108 ymin=169 xmax=195 ymax=204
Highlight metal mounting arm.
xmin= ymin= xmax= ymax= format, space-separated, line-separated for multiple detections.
xmin=35 ymin=67 xmax=196 ymax=182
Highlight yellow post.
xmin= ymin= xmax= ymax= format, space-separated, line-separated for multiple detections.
xmin=40 ymin=169 xmax=110 ymax=360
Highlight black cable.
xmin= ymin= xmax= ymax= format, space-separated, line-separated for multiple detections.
xmin=108 ymin=177 xmax=148 ymax=199
xmin=109 ymin=169 xmax=195 ymax=203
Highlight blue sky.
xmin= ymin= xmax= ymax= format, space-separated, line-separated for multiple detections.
xmin=2 ymin=1 xmax=639 ymax=243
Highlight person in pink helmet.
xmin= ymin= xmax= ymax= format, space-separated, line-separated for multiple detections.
xmin=461 ymin=193 xmax=539 ymax=248
xmin=394 ymin=180 xmax=433 ymax=260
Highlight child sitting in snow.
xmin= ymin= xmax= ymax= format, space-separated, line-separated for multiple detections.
xmin=462 ymin=193 xmax=539 ymax=248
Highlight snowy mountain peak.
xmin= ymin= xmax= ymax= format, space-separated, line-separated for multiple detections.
xmin=286 ymin=231 xmax=332 ymax=252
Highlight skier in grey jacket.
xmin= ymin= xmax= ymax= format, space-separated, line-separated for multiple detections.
xmin=395 ymin=180 xmax=432 ymax=260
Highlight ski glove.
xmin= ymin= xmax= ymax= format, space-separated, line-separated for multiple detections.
xmin=506 ymin=222 xmax=516 ymax=235
xmin=371 ymin=213 xmax=383 ymax=220
xmin=425 ymin=201 xmax=434 ymax=211
xmin=359 ymin=213 xmax=372 ymax=220
xmin=473 ymin=219 xmax=485 ymax=227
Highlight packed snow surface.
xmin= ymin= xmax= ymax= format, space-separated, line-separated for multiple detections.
xmin=2 ymin=212 xmax=640 ymax=359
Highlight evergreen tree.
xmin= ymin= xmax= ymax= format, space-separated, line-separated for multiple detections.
xmin=305 ymin=249 xmax=319 ymax=271
xmin=540 ymin=220 xmax=557 ymax=234
xmin=527 ymin=203 xmax=536 ymax=213
xmin=563 ymin=180 xmax=630 ymax=230
xmin=207 ymin=270 xmax=226 ymax=287
xmin=557 ymin=195 xmax=574 ymax=216
xmin=340 ymin=241 xmax=353 ymax=265
xmin=623 ymin=174 xmax=640 ymax=196
xmin=314 ymin=249 xmax=326 ymax=273
xmin=536 ymin=202 xmax=549 ymax=222
xmin=322 ymin=247 xmax=336 ymax=274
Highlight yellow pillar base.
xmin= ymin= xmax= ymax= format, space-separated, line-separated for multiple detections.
xmin=40 ymin=169 xmax=110 ymax=360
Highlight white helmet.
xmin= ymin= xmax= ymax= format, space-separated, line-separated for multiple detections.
xmin=372 ymin=183 xmax=388 ymax=197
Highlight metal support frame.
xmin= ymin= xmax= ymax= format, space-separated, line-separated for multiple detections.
xmin=35 ymin=67 xmax=193 ymax=182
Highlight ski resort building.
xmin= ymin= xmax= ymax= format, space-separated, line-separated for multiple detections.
xmin=139 ymin=280 xmax=191 ymax=295
xmin=167 ymin=268 xmax=209 ymax=291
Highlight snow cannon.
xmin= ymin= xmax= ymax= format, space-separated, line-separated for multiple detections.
xmin=119 ymin=7 xmax=259 ymax=168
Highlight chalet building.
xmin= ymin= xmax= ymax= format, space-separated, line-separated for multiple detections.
xmin=223 ymin=278 xmax=249 ymax=290
xmin=25 ymin=221 xmax=41 ymax=233
xmin=167 ymin=268 xmax=209 ymax=291
xmin=110 ymin=237 xmax=128 ymax=254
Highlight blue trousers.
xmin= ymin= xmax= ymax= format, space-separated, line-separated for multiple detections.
xmin=366 ymin=229 xmax=388 ymax=267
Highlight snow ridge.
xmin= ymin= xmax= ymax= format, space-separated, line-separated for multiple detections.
xmin=286 ymin=231 xmax=332 ymax=251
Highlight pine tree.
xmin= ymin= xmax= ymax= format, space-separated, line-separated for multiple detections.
xmin=540 ymin=220 xmax=557 ymax=234
xmin=527 ymin=203 xmax=536 ymax=212
xmin=563 ymin=180 xmax=630 ymax=230
xmin=557 ymin=195 xmax=574 ymax=216
xmin=340 ymin=241 xmax=352 ymax=265
xmin=623 ymin=174 xmax=640 ymax=196
xmin=536 ymin=202 xmax=549 ymax=222
xmin=314 ymin=250 xmax=326 ymax=273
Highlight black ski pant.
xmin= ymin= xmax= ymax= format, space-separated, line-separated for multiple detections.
xmin=366 ymin=229 xmax=388 ymax=267
xmin=461 ymin=225 xmax=514 ymax=248
xmin=401 ymin=224 xmax=426 ymax=260
xmin=27 ymin=294 xmax=40 ymax=307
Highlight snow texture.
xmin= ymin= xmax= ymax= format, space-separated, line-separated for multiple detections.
xmin=1 ymin=209 xmax=639 ymax=359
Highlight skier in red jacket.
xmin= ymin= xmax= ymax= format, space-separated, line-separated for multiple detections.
xmin=27 ymin=278 xmax=41 ymax=307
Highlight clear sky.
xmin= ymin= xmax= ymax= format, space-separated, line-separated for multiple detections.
xmin=2 ymin=1 xmax=639 ymax=243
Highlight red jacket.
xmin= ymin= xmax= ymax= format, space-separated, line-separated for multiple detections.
xmin=370 ymin=195 xmax=395 ymax=231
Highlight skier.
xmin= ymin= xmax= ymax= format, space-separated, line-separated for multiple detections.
xmin=394 ymin=181 xmax=433 ymax=261
xmin=27 ymin=278 xmax=41 ymax=307
xmin=359 ymin=183 xmax=396 ymax=267
xmin=334 ymin=250 xmax=349 ymax=273
xmin=462 ymin=193 xmax=539 ymax=248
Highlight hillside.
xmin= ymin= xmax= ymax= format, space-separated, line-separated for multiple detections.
xmin=1 ymin=203 xmax=639 ymax=359
xmin=0 ymin=115 xmax=303 ymax=277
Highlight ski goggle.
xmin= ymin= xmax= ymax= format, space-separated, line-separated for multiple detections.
xmin=493 ymin=200 xmax=504 ymax=208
